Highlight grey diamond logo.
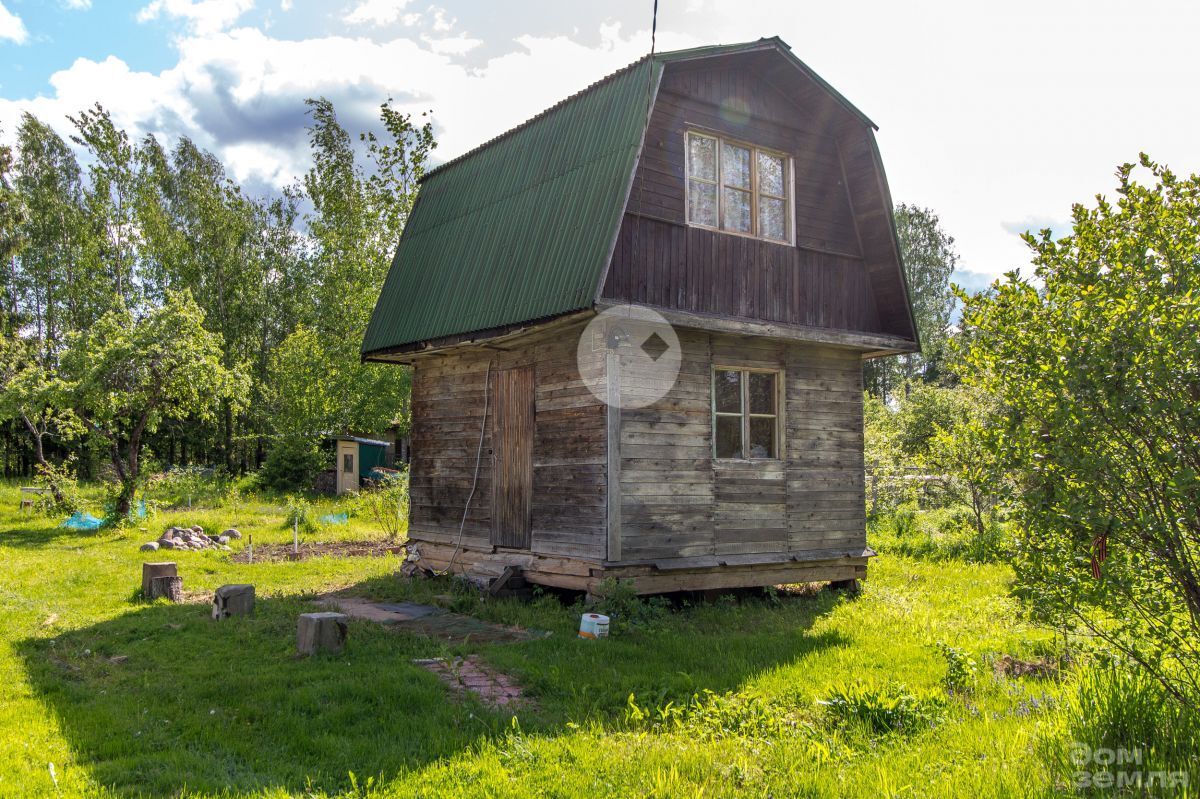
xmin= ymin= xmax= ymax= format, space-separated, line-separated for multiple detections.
xmin=640 ymin=331 xmax=669 ymax=361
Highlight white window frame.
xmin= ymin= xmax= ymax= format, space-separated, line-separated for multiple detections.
xmin=685 ymin=130 xmax=794 ymax=245
xmin=711 ymin=366 xmax=783 ymax=461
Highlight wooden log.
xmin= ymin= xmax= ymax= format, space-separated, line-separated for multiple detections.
xmin=142 ymin=562 xmax=177 ymax=597
xmin=148 ymin=575 xmax=183 ymax=602
xmin=297 ymin=612 xmax=348 ymax=656
xmin=212 ymin=584 xmax=255 ymax=619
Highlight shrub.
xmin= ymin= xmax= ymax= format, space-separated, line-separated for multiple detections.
xmin=820 ymin=682 xmax=944 ymax=735
xmin=35 ymin=458 xmax=84 ymax=515
xmin=1048 ymin=664 xmax=1200 ymax=787
xmin=936 ymin=642 xmax=978 ymax=696
xmin=354 ymin=469 xmax=409 ymax=541
xmin=585 ymin=578 xmax=671 ymax=634
xmin=261 ymin=436 xmax=328 ymax=492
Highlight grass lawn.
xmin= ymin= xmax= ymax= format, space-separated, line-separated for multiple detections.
xmin=0 ymin=480 xmax=1088 ymax=797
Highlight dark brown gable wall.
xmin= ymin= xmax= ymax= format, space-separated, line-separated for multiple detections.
xmin=601 ymin=58 xmax=886 ymax=335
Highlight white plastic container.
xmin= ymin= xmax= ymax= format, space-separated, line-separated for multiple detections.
xmin=578 ymin=612 xmax=610 ymax=639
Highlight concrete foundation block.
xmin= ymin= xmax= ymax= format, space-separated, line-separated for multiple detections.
xmin=212 ymin=584 xmax=255 ymax=619
xmin=297 ymin=612 xmax=348 ymax=656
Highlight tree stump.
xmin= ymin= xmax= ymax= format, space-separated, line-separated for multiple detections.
xmin=142 ymin=562 xmax=177 ymax=597
xmin=212 ymin=584 xmax=255 ymax=620
xmin=297 ymin=612 xmax=348 ymax=656
xmin=148 ymin=575 xmax=183 ymax=602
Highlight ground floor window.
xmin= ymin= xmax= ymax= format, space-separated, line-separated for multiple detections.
xmin=712 ymin=367 xmax=780 ymax=459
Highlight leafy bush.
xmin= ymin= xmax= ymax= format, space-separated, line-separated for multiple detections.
xmin=585 ymin=578 xmax=671 ymax=634
xmin=34 ymin=458 xmax=84 ymax=515
xmin=959 ymin=156 xmax=1200 ymax=709
xmin=283 ymin=495 xmax=318 ymax=535
xmin=261 ymin=436 xmax=328 ymax=492
xmin=820 ymin=682 xmax=944 ymax=735
xmin=625 ymin=689 xmax=795 ymax=741
xmin=936 ymin=642 xmax=978 ymax=696
xmin=354 ymin=469 xmax=409 ymax=541
xmin=149 ymin=465 xmax=221 ymax=508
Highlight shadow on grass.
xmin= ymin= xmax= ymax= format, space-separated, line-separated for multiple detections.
xmin=19 ymin=574 xmax=846 ymax=795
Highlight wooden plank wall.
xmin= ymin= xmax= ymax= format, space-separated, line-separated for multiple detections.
xmin=618 ymin=331 xmax=866 ymax=561
xmin=408 ymin=320 xmax=608 ymax=560
xmin=602 ymin=61 xmax=884 ymax=335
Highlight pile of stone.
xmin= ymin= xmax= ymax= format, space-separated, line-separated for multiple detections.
xmin=139 ymin=526 xmax=242 ymax=552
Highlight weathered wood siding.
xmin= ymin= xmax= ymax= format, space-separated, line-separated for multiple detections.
xmin=617 ymin=331 xmax=865 ymax=561
xmin=408 ymin=321 xmax=608 ymax=560
xmin=602 ymin=59 xmax=895 ymax=336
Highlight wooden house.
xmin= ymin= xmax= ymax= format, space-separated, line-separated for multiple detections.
xmin=362 ymin=38 xmax=918 ymax=594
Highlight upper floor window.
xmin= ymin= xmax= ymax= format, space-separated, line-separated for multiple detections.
xmin=686 ymin=131 xmax=791 ymax=243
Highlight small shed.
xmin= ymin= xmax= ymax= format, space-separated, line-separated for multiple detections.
xmin=333 ymin=436 xmax=391 ymax=495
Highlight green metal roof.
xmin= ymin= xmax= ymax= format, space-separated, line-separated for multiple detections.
xmin=361 ymin=56 xmax=661 ymax=357
xmin=361 ymin=38 xmax=875 ymax=359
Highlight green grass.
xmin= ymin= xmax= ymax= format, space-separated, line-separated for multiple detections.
xmin=0 ymin=480 xmax=1181 ymax=797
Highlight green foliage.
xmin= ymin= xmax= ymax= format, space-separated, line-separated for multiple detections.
xmin=148 ymin=465 xmax=221 ymax=508
xmin=958 ymin=155 xmax=1200 ymax=710
xmin=284 ymin=494 xmax=318 ymax=534
xmin=56 ymin=290 xmax=244 ymax=517
xmin=624 ymin=689 xmax=794 ymax=741
xmin=585 ymin=578 xmax=672 ymax=634
xmin=935 ymin=642 xmax=979 ymax=696
xmin=865 ymin=204 xmax=959 ymax=399
xmin=260 ymin=435 xmax=328 ymax=492
xmin=821 ymin=682 xmax=945 ymax=735
xmin=33 ymin=458 xmax=83 ymax=515
xmin=354 ymin=469 xmax=409 ymax=541
xmin=1049 ymin=664 xmax=1200 ymax=788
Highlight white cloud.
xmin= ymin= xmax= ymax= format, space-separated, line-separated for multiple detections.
xmin=420 ymin=33 xmax=480 ymax=56
xmin=4 ymin=0 xmax=1197 ymax=287
xmin=0 ymin=22 xmax=687 ymax=192
xmin=63 ymin=0 xmax=92 ymax=10
xmin=0 ymin=1 xmax=28 ymax=44
xmin=137 ymin=0 xmax=254 ymax=35
xmin=280 ymin=0 xmax=291 ymax=9
xmin=343 ymin=0 xmax=411 ymax=26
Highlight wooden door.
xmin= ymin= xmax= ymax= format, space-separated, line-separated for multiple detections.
xmin=491 ymin=366 xmax=534 ymax=549
xmin=336 ymin=441 xmax=357 ymax=495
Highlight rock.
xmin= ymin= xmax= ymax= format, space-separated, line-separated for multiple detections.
xmin=191 ymin=525 xmax=204 ymax=534
xmin=222 ymin=528 xmax=242 ymax=540
xmin=220 ymin=545 xmax=231 ymax=551
xmin=217 ymin=535 xmax=230 ymax=545
xmin=297 ymin=612 xmax=348 ymax=656
xmin=212 ymin=584 xmax=255 ymax=619
xmin=160 ymin=539 xmax=177 ymax=550
xmin=108 ymin=655 xmax=128 ymax=665
xmin=140 ymin=542 xmax=160 ymax=552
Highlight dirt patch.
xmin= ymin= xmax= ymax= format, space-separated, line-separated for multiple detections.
xmin=230 ymin=540 xmax=405 ymax=563
xmin=415 ymin=655 xmax=524 ymax=707
xmin=994 ymin=654 xmax=1060 ymax=679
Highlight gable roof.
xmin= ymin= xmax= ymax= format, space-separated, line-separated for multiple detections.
xmin=361 ymin=38 xmax=902 ymax=360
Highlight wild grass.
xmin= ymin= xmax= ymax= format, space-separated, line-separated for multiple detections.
xmin=0 ymin=479 xmax=1193 ymax=797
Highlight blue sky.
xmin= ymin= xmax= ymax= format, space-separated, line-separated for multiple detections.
xmin=1 ymin=0 xmax=1197 ymax=287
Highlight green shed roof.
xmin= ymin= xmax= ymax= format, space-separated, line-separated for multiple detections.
xmin=361 ymin=54 xmax=661 ymax=358
xmin=361 ymin=38 xmax=874 ymax=359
